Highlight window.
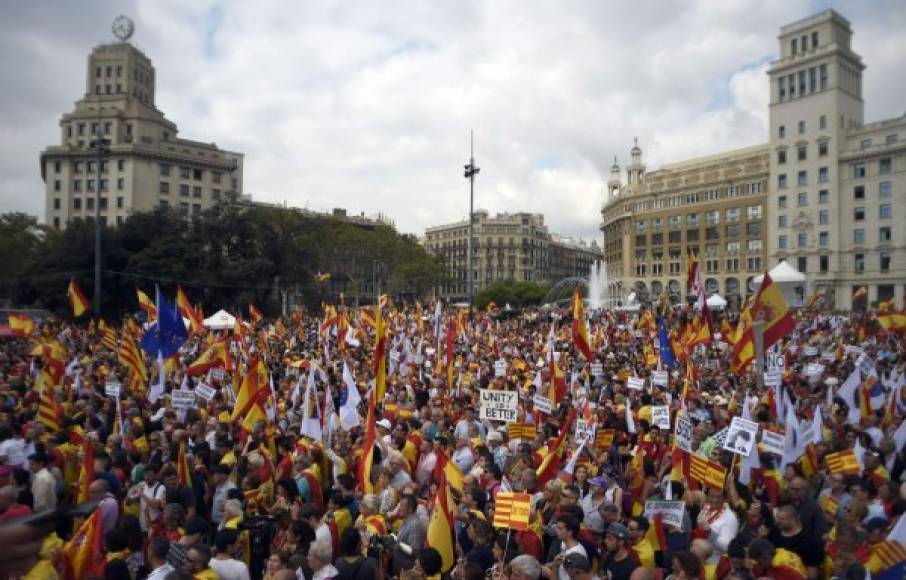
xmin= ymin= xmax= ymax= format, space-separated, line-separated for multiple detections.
xmin=880 ymin=226 xmax=892 ymax=242
xmin=192 ymin=186 xmax=202 ymax=198
xmin=852 ymin=163 xmax=866 ymax=178
xmin=880 ymin=252 xmax=891 ymax=273
xmin=818 ymin=167 xmax=828 ymax=183
xmin=798 ymin=256 xmax=807 ymax=272
xmin=778 ymin=174 xmax=787 ymax=189
xmin=886 ymin=134 xmax=899 ymax=145
xmin=860 ymin=138 xmax=872 ymax=149
xmin=117 ymin=159 xmax=125 ymax=171
xmin=86 ymin=179 xmax=95 ymax=192
xmin=797 ymin=146 xmax=807 ymax=161
xmin=687 ymin=229 xmax=699 ymax=242
xmin=726 ymin=258 xmax=739 ymax=272
xmin=726 ymin=224 xmax=740 ymax=238
xmin=854 ymin=207 xmax=865 ymax=221
xmin=652 ymin=218 xmax=662 ymax=231
xmin=853 ymin=185 xmax=865 ymax=200
xmin=636 ymin=221 xmax=647 ymax=233
xmin=95 ymin=66 xmax=101 ymax=78
xmin=809 ymin=67 xmax=817 ymax=93
xmin=812 ymin=31 xmax=818 ymax=48
xmin=791 ymin=38 xmax=797 ymax=55
xmin=797 ymin=170 xmax=807 ymax=186
xmin=779 ymin=235 xmax=787 ymax=249
xmin=73 ymin=161 xmax=82 ymax=174
xmin=212 ymin=188 xmax=221 ymax=200
xmin=726 ymin=241 xmax=740 ymax=255
xmin=799 ymin=70 xmax=806 ymax=95
xmin=778 ymin=150 xmax=787 ymax=164
xmin=686 ymin=213 xmax=698 ymax=226
xmin=87 ymin=161 xmax=95 ymax=173
xmin=99 ymin=179 xmax=108 ymax=192
xmin=99 ymin=197 xmax=108 ymax=210
xmin=854 ymin=253 xmax=865 ymax=273
xmin=116 ymin=216 xmax=124 ymax=226
xmin=159 ymin=182 xmax=169 ymax=194
xmin=212 ymin=171 xmax=222 ymax=183
xmin=160 ymin=200 xmax=169 ymax=208
xmin=53 ymin=161 xmax=61 ymax=173
xmin=779 ymin=76 xmax=786 ymax=100
xmin=798 ymin=120 xmax=806 ymax=134
xmin=193 ymin=169 xmax=203 ymax=180
xmin=746 ymin=223 xmax=762 ymax=237
xmin=668 ymin=231 xmax=682 ymax=244
xmin=820 ymin=255 xmax=829 ymax=272
xmin=779 ymin=125 xmax=786 ymax=139
xmin=159 ymin=163 xmax=171 ymax=176
xmin=86 ymin=197 xmax=94 ymax=210
xmin=117 ymin=197 xmax=124 ymax=209
xmin=726 ymin=208 xmax=740 ymax=222
xmin=778 ymin=215 xmax=788 ymax=228
xmin=180 ymin=166 xmax=191 ymax=179
xmin=73 ymin=180 xmax=82 ymax=192
xmin=73 ymin=198 xmax=81 ymax=210
xmin=879 ymin=158 xmax=892 ymax=174
xmin=53 ymin=198 xmax=60 ymax=210
xmin=669 ymin=216 xmax=681 ymax=229
xmin=819 ymin=231 xmax=829 ymax=246
xmin=179 ymin=202 xmax=189 ymax=215
xmin=747 ymin=205 xmax=762 ymax=220
xmin=53 ymin=180 xmax=60 ymax=192
xmin=78 ymin=123 xmax=85 ymax=136
xmin=778 ymin=195 xmax=787 ymax=209
xmin=819 ymin=189 xmax=829 ymax=204
xmin=117 ymin=177 xmax=124 ymax=190
xmin=651 ymin=233 xmax=663 ymax=245
xmin=819 ymin=210 xmax=829 ymax=225
xmin=798 ymin=232 xmax=807 ymax=247
xmin=818 ymin=141 xmax=828 ymax=157
xmin=747 ymin=239 xmax=762 ymax=253
xmin=180 ymin=184 xmax=189 ymax=197
xmin=879 ymin=181 xmax=892 ymax=197
xmin=705 ymin=227 xmax=719 ymax=240
xmin=880 ymin=204 xmax=892 ymax=219
xmin=819 ymin=64 xmax=827 ymax=89
xmin=192 ymin=204 xmax=201 ymax=215
xmin=854 ymin=229 xmax=865 ymax=244
xmin=819 ymin=115 xmax=827 ymax=130
xmin=706 ymin=210 xmax=719 ymax=224
xmin=798 ymin=192 xmax=808 ymax=206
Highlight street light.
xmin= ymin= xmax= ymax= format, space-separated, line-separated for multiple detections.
xmin=90 ymin=127 xmax=110 ymax=314
xmin=463 ymin=131 xmax=480 ymax=318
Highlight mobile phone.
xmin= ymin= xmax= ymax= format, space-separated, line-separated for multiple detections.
xmin=1 ymin=500 xmax=99 ymax=527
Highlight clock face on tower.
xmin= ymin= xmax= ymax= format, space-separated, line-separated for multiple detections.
xmin=112 ymin=15 xmax=135 ymax=41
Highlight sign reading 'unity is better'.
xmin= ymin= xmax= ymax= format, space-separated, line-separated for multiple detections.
xmin=479 ymin=389 xmax=518 ymax=423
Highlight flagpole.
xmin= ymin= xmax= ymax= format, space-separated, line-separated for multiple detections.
xmin=753 ymin=319 xmax=765 ymax=391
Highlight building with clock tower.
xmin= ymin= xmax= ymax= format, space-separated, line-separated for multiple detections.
xmin=40 ymin=16 xmax=244 ymax=229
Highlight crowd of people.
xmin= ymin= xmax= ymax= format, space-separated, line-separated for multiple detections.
xmin=0 ymin=295 xmax=904 ymax=580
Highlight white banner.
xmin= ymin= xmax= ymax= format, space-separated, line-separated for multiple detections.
xmin=105 ymin=381 xmax=121 ymax=398
xmin=723 ymin=417 xmax=759 ymax=457
xmin=766 ymin=352 xmax=785 ymax=370
xmin=760 ymin=429 xmax=785 ymax=456
xmin=195 ymin=382 xmax=216 ymax=401
xmin=479 ymin=389 xmax=519 ymax=423
xmin=494 ymin=360 xmax=507 ymax=378
xmin=590 ymin=363 xmax=604 ymax=377
xmin=171 ymin=390 xmax=197 ymax=409
xmin=651 ymin=406 xmax=671 ymax=430
xmin=575 ymin=419 xmax=595 ymax=443
xmin=651 ymin=371 xmax=669 ymax=387
xmin=764 ymin=369 xmax=783 ymax=387
xmin=532 ymin=394 xmax=552 ymax=415
xmin=627 ymin=376 xmax=645 ymax=390
xmin=644 ymin=501 xmax=685 ymax=528
xmin=674 ymin=414 xmax=693 ymax=453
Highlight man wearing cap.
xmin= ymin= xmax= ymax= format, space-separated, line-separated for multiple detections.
xmin=377 ymin=418 xmax=394 ymax=447
xmin=562 ymin=553 xmax=598 ymax=580
xmin=580 ymin=477 xmax=608 ymax=535
xmin=601 ymin=522 xmax=639 ymax=580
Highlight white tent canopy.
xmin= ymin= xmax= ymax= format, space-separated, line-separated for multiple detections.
xmin=203 ymin=309 xmax=236 ymax=330
xmin=753 ymin=260 xmax=806 ymax=285
xmin=706 ymin=294 xmax=727 ymax=309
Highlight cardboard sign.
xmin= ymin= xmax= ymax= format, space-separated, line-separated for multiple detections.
xmin=651 ymin=371 xmax=669 ymax=387
xmin=651 ymin=406 xmax=671 ymax=430
xmin=494 ymin=360 xmax=507 ymax=378
xmin=764 ymin=369 xmax=783 ymax=387
xmin=479 ymin=389 xmax=518 ymax=423
xmin=590 ymin=363 xmax=604 ymax=377
xmin=105 ymin=381 xmax=121 ymax=398
xmin=723 ymin=417 xmax=759 ymax=457
xmin=766 ymin=352 xmax=785 ymax=370
xmin=804 ymin=346 xmax=818 ymax=357
xmin=760 ymin=429 xmax=785 ymax=456
xmin=575 ymin=419 xmax=595 ymax=443
xmin=195 ymin=382 xmax=216 ymax=401
xmin=806 ymin=363 xmax=825 ymax=377
xmin=532 ymin=394 xmax=552 ymax=415
xmin=171 ymin=390 xmax=197 ymax=409
xmin=674 ymin=415 xmax=693 ymax=453
xmin=211 ymin=368 xmax=228 ymax=381
xmin=644 ymin=501 xmax=686 ymax=528
xmin=822 ymin=351 xmax=837 ymax=363
xmin=627 ymin=376 xmax=645 ymax=390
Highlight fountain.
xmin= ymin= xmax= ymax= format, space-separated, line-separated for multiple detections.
xmin=587 ymin=261 xmax=609 ymax=311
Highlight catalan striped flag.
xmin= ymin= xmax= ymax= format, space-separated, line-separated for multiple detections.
xmin=493 ymin=492 xmax=532 ymax=531
xmin=118 ymin=333 xmax=148 ymax=387
xmin=36 ymin=372 xmax=61 ymax=432
xmin=357 ymin=391 xmax=377 ymax=494
xmin=177 ymin=441 xmax=192 ymax=486
xmin=76 ymin=436 xmax=94 ymax=503
xmin=689 ymin=454 xmax=727 ymax=491
xmin=507 ymin=423 xmax=537 ymax=441
xmin=98 ymin=320 xmax=118 ymax=351
xmin=825 ymin=449 xmax=861 ymax=475
xmin=819 ymin=494 xmax=839 ymax=520
xmin=867 ymin=541 xmax=906 ymax=579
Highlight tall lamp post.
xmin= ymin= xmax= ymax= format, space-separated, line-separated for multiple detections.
xmin=90 ymin=127 xmax=110 ymax=314
xmin=463 ymin=131 xmax=480 ymax=318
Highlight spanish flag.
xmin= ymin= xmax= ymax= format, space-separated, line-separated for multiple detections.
xmin=62 ymin=509 xmax=105 ymax=579
xmin=177 ymin=442 xmax=192 ymax=486
xmin=249 ymin=304 xmax=263 ymax=324
xmin=853 ymin=286 xmax=868 ymax=302
xmin=317 ymin=272 xmax=331 ymax=282
xmin=8 ymin=313 xmax=35 ymax=337
xmin=749 ymin=272 xmax=795 ymax=351
xmin=373 ymin=304 xmax=388 ymax=401
xmin=177 ymin=286 xmax=205 ymax=335
xmin=426 ymin=469 xmax=456 ymax=573
xmin=186 ymin=337 xmax=231 ymax=376
xmin=76 ymin=437 xmax=94 ymax=503
xmin=357 ymin=392 xmax=377 ymax=494
xmin=536 ymin=409 xmax=578 ymax=486
xmin=572 ymin=288 xmax=594 ymax=360
xmin=877 ymin=312 xmax=906 ymax=331
xmin=231 ymin=356 xmax=269 ymax=430
xmin=67 ymin=278 xmax=90 ymax=317
xmin=645 ymin=512 xmax=668 ymax=552
xmin=434 ymin=447 xmax=465 ymax=493
xmin=136 ymin=288 xmax=157 ymax=320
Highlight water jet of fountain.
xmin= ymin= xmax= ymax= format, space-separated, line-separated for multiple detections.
xmin=587 ymin=261 xmax=609 ymax=311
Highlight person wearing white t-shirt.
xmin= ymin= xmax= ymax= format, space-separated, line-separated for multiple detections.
xmin=138 ymin=464 xmax=167 ymax=532
xmin=210 ymin=529 xmax=250 ymax=580
xmin=542 ymin=514 xmax=587 ymax=580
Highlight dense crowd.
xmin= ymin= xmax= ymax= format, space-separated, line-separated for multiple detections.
xmin=0 ymin=297 xmax=904 ymax=580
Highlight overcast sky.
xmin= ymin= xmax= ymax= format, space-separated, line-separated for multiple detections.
xmin=3 ymin=1 xmax=905 ymax=241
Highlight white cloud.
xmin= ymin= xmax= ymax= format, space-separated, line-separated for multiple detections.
xmin=1 ymin=0 xmax=904 ymax=244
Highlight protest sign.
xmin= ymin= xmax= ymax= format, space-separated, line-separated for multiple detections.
xmin=764 ymin=369 xmax=783 ymax=387
xmin=590 ymin=363 xmax=604 ymax=377
xmin=806 ymin=363 xmax=825 ymax=377
xmin=195 ymin=382 xmax=216 ymax=401
xmin=804 ymin=346 xmax=818 ymax=357
xmin=723 ymin=417 xmax=759 ymax=457
xmin=644 ymin=501 xmax=686 ymax=528
xmin=105 ymin=381 xmax=121 ymax=398
xmin=760 ymin=429 xmax=785 ymax=456
xmin=651 ymin=371 xmax=669 ymax=387
xmin=651 ymin=406 xmax=671 ymax=430
xmin=211 ymin=368 xmax=228 ymax=381
xmin=822 ymin=351 xmax=837 ymax=363
xmin=627 ymin=376 xmax=645 ymax=390
xmin=171 ymin=390 xmax=196 ymax=409
xmin=766 ymin=352 xmax=785 ymax=370
xmin=479 ymin=389 xmax=518 ymax=422
xmin=674 ymin=415 xmax=693 ymax=453
xmin=494 ymin=360 xmax=507 ymax=378
xmin=532 ymin=395 xmax=552 ymax=415
xmin=575 ymin=419 xmax=595 ymax=443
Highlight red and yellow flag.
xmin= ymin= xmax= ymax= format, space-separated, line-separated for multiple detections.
xmin=493 ymin=492 xmax=531 ymax=531
xmin=426 ymin=469 xmax=455 ymax=573
xmin=689 ymin=454 xmax=727 ymax=490
xmin=118 ymin=333 xmax=148 ymax=387
xmin=357 ymin=392 xmax=377 ymax=494
xmin=231 ymin=356 xmax=269 ymax=430
xmin=67 ymin=278 xmax=90 ymax=317
xmin=177 ymin=286 xmax=205 ymax=335
xmin=749 ymin=272 xmax=794 ymax=351
xmin=373 ymin=304 xmax=388 ymax=401
xmin=62 ymin=509 xmax=105 ymax=579
xmin=536 ymin=410 xmax=578 ymax=486
xmin=177 ymin=441 xmax=192 ymax=486
xmin=76 ymin=436 xmax=94 ymax=503
xmin=186 ymin=337 xmax=231 ymax=376
xmin=877 ymin=312 xmax=906 ymax=331
xmin=249 ymin=304 xmax=263 ymax=324
xmin=572 ymin=288 xmax=594 ymax=360
xmin=853 ymin=286 xmax=868 ymax=302
xmin=8 ymin=313 xmax=35 ymax=337
xmin=36 ymin=372 xmax=61 ymax=432
xmin=825 ymin=449 xmax=861 ymax=475
xmin=136 ymin=288 xmax=157 ymax=320
xmin=507 ymin=423 xmax=537 ymax=441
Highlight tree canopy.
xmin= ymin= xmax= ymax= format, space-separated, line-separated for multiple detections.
xmin=475 ymin=280 xmax=548 ymax=311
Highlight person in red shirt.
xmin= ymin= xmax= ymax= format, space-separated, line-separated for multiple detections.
xmin=0 ymin=485 xmax=31 ymax=522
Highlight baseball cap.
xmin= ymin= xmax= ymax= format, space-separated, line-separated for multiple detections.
xmin=563 ymin=552 xmax=591 ymax=572
xmin=376 ymin=419 xmax=392 ymax=430
xmin=606 ymin=522 xmax=629 ymax=540
xmin=589 ymin=476 xmax=608 ymax=487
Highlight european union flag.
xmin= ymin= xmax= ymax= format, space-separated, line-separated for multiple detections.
xmin=658 ymin=318 xmax=677 ymax=369
xmin=140 ymin=288 xmax=188 ymax=358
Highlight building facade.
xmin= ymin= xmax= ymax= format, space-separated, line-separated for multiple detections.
xmin=767 ymin=10 xmax=906 ymax=309
xmin=602 ymin=9 xmax=905 ymax=310
xmin=600 ymin=142 xmax=769 ymax=309
xmin=424 ymin=210 xmax=602 ymax=301
xmin=41 ymin=39 xmax=243 ymax=228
